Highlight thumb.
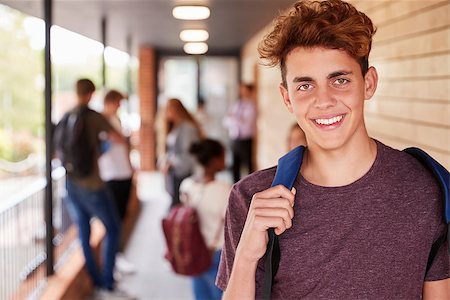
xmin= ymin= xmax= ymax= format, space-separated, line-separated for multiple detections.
xmin=290 ymin=187 xmax=296 ymax=206
xmin=291 ymin=187 xmax=296 ymax=195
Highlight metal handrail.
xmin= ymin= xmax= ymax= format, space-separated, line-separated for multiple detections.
xmin=0 ymin=166 xmax=66 ymax=214
xmin=0 ymin=165 xmax=70 ymax=300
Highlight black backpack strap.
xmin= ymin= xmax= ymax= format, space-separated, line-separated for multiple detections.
xmin=262 ymin=228 xmax=280 ymax=300
xmin=426 ymin=232 xmax=447 ymax=274
xmin=262 ymin=146 xmax=305 ymax=299
xmin=403 ymin=147 xmax=450 ymax=253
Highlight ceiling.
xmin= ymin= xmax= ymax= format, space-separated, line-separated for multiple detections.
xmin=1 ymin=0 xmax=296 ymax=55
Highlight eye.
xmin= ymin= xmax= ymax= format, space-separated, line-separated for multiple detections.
xmin=297 ymin=83 xmax=313 ymax=91
xmin=333 ymin=78 xmax=349 ymax=85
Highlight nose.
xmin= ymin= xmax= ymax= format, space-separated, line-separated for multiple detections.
xmin=314 ymin=86 xmax=337 ymax=110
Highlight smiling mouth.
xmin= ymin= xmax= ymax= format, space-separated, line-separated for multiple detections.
xmin=313 ymin=114 xmax=344 ymax=126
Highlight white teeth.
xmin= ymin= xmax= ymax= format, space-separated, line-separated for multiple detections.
xmin=315 ymin=115 xmax=343 ymax=125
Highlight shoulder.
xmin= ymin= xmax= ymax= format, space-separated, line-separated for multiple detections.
xmin=56 ymin=112 xmax=70 ymax=127
xmin=178 ymin=121 xmax=198 ymax=134
xmin=375 ymin=141 xmax=441 ymax=198
xmin=180 ymin=121 xmax=195 ymax=129
xmin=229 ymin=166 xmax=277 ymax=209
xmin=208 ymin=180 xmax=232 ymax=193
xmin=86 ymin=108 xmax=105 ymax=120
xmin=378 ymin=141 xmax=439 ymax=182
xmin=86 ymin=108 xmax=112 ymax=129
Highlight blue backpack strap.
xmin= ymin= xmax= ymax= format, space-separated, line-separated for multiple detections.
xmin=403 ymin=147 xmax=449 ymax=223
xmin=262 ymin=146 xmax=305 ymax=300
xmin=403 ymin=147 xmax=450 ymax=256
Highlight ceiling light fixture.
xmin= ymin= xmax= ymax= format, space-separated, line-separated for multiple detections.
xmin=180 ymin=29 xmax=209 ymax=42
xmin=183 ymin=42 xmax=208 ymax=55
xmin=172 ymin=6 xmax=210 ymax=20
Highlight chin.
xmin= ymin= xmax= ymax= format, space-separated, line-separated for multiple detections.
xmin=314 ymin=137 xmax=347 ymax=151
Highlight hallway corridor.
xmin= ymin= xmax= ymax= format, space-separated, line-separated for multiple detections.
xmin=116 ymin=172 xmax=194 ymax=300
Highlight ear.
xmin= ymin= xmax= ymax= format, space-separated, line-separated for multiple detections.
xmin=364 ymin=66 xmax=378 ymax=100
xmin=280 ymin=83 xmax=293 ymax=113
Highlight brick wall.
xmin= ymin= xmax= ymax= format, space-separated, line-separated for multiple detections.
xmin=138 ymin=46 xmax=156 ymax=171
xmin=241 ymin=0 xmax=450 ymax=170
xmin=353 ymin=0 xmax=450 ymax=169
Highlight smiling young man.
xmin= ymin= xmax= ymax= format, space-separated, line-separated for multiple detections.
xmin=216 ymin=0 xmax=449 ymax=299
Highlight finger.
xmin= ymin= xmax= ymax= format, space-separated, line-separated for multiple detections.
xmin=274 ymin=227 xmax=287 ymax=235
xmin=253 ymin=215 xmax=288 ymax=235
xmin=252 ymin=207 xmax=294 ymax=227
xmin=252 ymin=200 xmax=294 ymax=220
xmin=253 ymin=184 xmax=295 ymax=203
xmin=291 ymin=187 xmax=296 ymax=206
xmin=252 ymin=198 xmax=293 ymax=212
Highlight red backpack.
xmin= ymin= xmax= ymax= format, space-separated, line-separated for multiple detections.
xmin=162 ymin=205 xmax=211 ymax=276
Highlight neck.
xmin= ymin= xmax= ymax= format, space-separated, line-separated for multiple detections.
xmin=78 ymin=97 xmax=90 ymax=106
xmin=172 ymin=117 xmax=183 ymax=126
xmin=103 ymin=107 xmax=115 ymax=117
xmin=203 ymin=169 xmax=215 ymax=183
xmin=301 ymin=132 xmax=377 ymax=187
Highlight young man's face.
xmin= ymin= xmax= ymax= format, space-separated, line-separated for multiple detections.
xmin=110 ymin=99 xmax=121 ymax=113
xmin=280 ymin=47 xmax=377 ymax=152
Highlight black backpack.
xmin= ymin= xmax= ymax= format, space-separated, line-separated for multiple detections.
xmin=54 ymin=106 xmax=95 ymax=178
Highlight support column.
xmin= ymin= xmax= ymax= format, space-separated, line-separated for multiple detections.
xmin=138 ymin=46 xmax=156 ymax=171
xmin=126 ymin=34 xmax=132 ymax=114
xmin=44 ymin=0 xmax=54 ymax=276
xmin=196 ymin=56 xmax=201 ymax=105
xmin=101 ymin=16 xmax=107 ymax=89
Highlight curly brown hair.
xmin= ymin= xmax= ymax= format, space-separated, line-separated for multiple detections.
xmin=258 ymin=0 xmax=376 ymax=86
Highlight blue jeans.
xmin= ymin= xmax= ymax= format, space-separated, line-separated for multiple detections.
xmin=65 ymin=178 xmax=121 ymax=290
xmin=192 ymin=250 xmax=223 ymax=300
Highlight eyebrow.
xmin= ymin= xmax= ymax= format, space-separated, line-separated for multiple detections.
xmin=292 ymin=76 xmax=314 ymax=83
xmin=292 ymin=70 xmax=353 ymax=83
xmin=327 ymin=70 xmax=353 ymax=79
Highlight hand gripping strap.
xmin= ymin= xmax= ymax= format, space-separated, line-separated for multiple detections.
xmin=262 ymin=146 xmax=305 ymax=300
xmin=404 ymin=147 xmax=450 ymax=254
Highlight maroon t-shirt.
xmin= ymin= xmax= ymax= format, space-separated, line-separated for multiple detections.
xmin=217 ymin=141 xmax=449 ymax=299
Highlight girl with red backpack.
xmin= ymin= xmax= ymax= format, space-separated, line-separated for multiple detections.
xmin=179 ymin=139 xmax=231 ymax=300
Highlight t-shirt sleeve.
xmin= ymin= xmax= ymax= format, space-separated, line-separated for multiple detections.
xmin=92 ymin=111 xmax=114 ymax=133
xmin=216 ymin=185 xmax=249 ymax=291
xmin=424 ymin=221 xmax=449 ymax=281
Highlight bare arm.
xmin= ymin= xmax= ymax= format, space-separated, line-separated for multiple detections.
xmin=223 ymin=255 xmax=258 ymax=300
xmin=423 ymin=279 xmax=450 ymax=300
xmin=222 ymin=185 xmax=296 ymax=300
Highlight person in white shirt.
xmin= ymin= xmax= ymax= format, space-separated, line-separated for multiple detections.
xmin=98 ymin=90 xmax=135 ymax=275
xmin=223 ymin=83 xmax=257 ymax=183
xmin=180 ymin=139 xmax=231 ymax=300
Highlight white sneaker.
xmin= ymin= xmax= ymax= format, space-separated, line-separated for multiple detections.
xmin=93 ymin=288 xmax=136 ymax=300
xmin=115 ymin=253 xmax=136 ymax=274
xmin=113 ymin=269 xmax=123 ymax=282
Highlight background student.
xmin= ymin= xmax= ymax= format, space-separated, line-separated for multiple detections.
xmin=180 ymin=138 xmax=231 ymax=300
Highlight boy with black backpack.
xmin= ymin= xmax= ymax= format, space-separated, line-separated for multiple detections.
xmin=216 ymin=1 xmax=449 ymax=299
xmin=54 ymin=79 xmax=132 ymax=299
